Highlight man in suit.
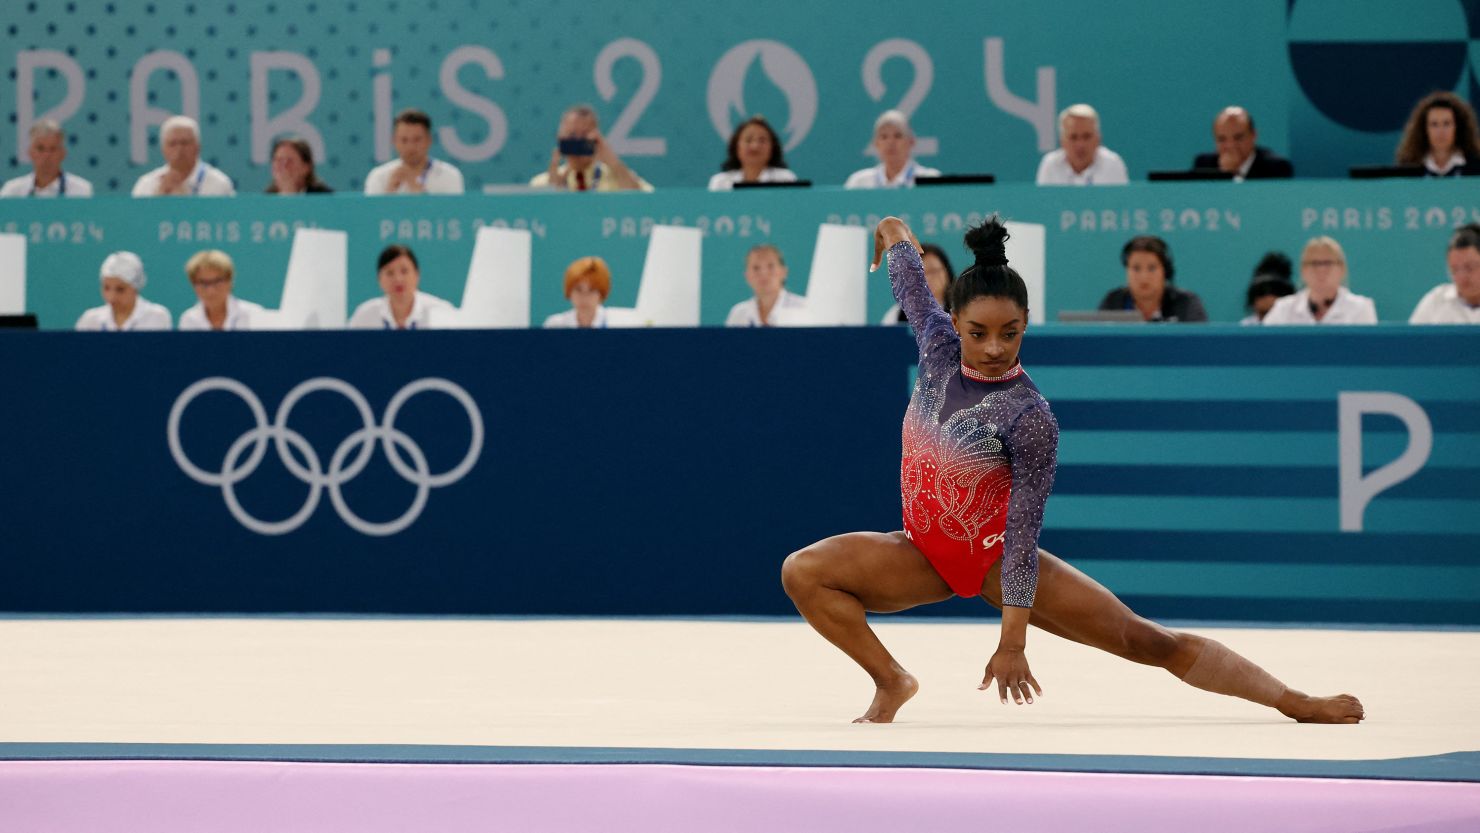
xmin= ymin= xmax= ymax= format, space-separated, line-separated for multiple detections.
xmin=1193 ymin=106 xmax=1294 ymax=179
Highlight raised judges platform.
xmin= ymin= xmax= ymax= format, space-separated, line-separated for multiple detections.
xmin=3 ymin=179 xmax=1476 ymax=328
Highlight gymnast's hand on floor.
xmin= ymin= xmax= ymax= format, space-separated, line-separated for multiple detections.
xmin=870 ymin=216 xmax=923 ymax=271
xmin=981 ymin=647 xmax=1042 ymax=705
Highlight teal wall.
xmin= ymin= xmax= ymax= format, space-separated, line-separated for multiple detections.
xmin=3 ymin=0 xmax=1477 ymax=190
xmin=4 ymin=180 xmax=1475 ymax=328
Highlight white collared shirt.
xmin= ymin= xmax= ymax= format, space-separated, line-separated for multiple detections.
xmin=131 ymin=160 xmax=235 ymax=197
xmin=178 ymin=296 xmax=267 ymax=331
xmin=347 ymin=291 xmax=454 ymax=330
xmin=843 ymin=161 xmax=942 ymax=189
xmin=0 ymin=171 xmax=94 ymax=198
xmin=543 ymin=305 xmax=610 ymax=329
xmin=1409 ymin=282 xmax=1480 ymax=324
xmin=1035 ymin=146 xmax=1129 ymax=186
xmin=75 ymin=298 xmax=173 ymax=331
xmin=364 ymin=158 xmax=465 ymax=195
xmin=1261 ymin=287 xmax=1378 ymax=325
xmin=725 ymin=290 xmax=808 ymax=327
xmin=1424 ymin=152 xmax=1467 ymax=176
xmin=707 ymin=167 xmax=798 ymax=191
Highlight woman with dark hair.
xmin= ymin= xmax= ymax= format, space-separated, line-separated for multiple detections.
xmin=347 ymin=244 xmax=453 ymax=329
xmin=1395 ymin=91 xmax=1480 ymax=177
xmin=1098 ymin=235 xmax=1207 ymax=322
xmin=881 ymin=242 xmax=953 ymax=324
xmin=781 ymin=214 xmax=1362 ymax=726
xmin=266 ymin=137 xmax=333 ymax=193
xmin=1240 ymin=251 xmax=1295 ymax=325
xmin=707 ymin=115 xmax=798 ymax=191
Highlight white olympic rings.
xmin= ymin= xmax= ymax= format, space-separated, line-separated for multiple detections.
xmin=167 ymin=376 xmax=483 ymax=536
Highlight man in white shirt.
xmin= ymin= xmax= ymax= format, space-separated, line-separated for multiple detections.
xmin=131 ymin=115 xmax=235 ymax=196
xmin=1411 ymin=223 xmax=1480 ymax=324
xmin=0 ymin=120 xmax=93 ymax=197
xmin=529 ymin=104 xmax=653 ymax=192
xmin=844 ymin=110 xmax=941 ymax=189
xmin=1035 ymin=104 xmax=1129 ymax=186
xmin=364 ymin=108 xmax=465 ymax=195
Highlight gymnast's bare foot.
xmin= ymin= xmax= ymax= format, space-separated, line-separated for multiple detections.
xmin=854 ymin=673 xmax=919 ymax=724
xmin=1277 ymin=690 xmax=1365 ymax=724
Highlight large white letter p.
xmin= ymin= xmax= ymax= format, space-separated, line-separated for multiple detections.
xmin=1338 ymin=392 xmax=1432 ymax=532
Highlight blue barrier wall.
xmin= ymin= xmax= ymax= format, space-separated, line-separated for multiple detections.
xmin=6 ymin=180 xmax=1478 ymax=328
xmin=1 ymin=327 xmax=1476 ymax=623
xmin=1 ymin=1 xmax=1473 ymax=188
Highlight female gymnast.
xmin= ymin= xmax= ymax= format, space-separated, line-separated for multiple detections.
xmin=781 ymin=215 xmax=1364 ymax=725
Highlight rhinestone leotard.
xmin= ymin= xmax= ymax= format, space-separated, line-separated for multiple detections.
xmin=888 ymin=241 xmax=1059 ymax=606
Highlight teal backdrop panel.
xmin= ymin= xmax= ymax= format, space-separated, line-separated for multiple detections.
xmin=4 ymin=0 xmax=1474 ymax=191
xmin=4 ymin=179 xmax=1476 ymax=328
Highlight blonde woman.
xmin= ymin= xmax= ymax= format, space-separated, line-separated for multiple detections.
xmin=178 ymin=249 xmax=265 ymax=331
xmin=1261 ymin=237 xmax=1377 ymax=324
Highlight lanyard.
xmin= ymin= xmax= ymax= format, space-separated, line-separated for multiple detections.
xmin=877 ymin=162 xmax=914 ymax=188
xmin=187 ymin=165 xmax=207 ymax=195
xmin=418 ymin=159 xmax=433 ymax=186
xmin=29 ymin=172 xmax=64 ymax=196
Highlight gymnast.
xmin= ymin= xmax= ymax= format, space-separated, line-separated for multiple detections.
xmin=782 ymin=215 xmax=1365 ymax=725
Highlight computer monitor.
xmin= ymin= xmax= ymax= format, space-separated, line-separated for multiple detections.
xmin=1348 ymin=165 xmax=1426 ymax=179
xmin=1056 ymin=310 xmax=1144 ymax=323
xmin=914 ymin=174 xmax=996 ymax=186
xmin=1148 ymin=169 xmax=1236 ymax=182
xmin=0 ymin=313 xmax=39 ymax=329
xmin=731 ymin=180 xmax=812 ymax=189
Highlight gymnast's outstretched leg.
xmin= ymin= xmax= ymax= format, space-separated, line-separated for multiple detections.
xmin=782 ymin=531 xmax=953 ymax=723
xmin=979 ymin=549 xmax=1364 ymax=724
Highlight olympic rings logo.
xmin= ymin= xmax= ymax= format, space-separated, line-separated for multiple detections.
xmin=167 ymin=377 xmax=483 ymax=537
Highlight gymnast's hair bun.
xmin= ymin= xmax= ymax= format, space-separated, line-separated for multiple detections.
xmin=964 ymin=215 xmax=1010 ymax=268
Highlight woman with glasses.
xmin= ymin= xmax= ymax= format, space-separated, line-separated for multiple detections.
xmin=178 ymin=250 xmax=264 ymax=331
xmin=1261 ymin=237 xmax=1377 ymax=325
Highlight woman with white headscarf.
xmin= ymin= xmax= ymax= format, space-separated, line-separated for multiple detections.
xmin=75 ymin=251 xmax=173 ymax=331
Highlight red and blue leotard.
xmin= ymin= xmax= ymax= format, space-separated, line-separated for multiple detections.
xmin=888 ymin=241 xmax=1059 ymax=607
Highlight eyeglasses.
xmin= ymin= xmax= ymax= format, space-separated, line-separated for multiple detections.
xmin=191 ymin=276 xmax=231 ymax=288
xmin=1301 ymin=259 xmax=1342 ymax=269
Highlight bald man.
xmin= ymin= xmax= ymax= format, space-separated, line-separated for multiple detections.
xmin=1192 ymin=107 xmax=1293 ymax=180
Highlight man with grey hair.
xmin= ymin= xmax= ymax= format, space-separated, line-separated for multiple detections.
xmin=131 ymin=115 xmax=235 ymax=197
xmin=1 ymin=120 xmax=94 ymax=197
xmin=1036 ymin=104 xmax=1128 ymax=185
xmin=529 ymin=104 xmax=651 ymax=191
xmin=844 ymin=110 xmax=941 ymax=189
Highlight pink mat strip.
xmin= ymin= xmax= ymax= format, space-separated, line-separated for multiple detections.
xmin=3 ymin=761 xmax=1479 ymax=833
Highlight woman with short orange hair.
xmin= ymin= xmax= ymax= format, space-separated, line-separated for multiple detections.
xmin=544 ymin=256 xmax=612 ymax=328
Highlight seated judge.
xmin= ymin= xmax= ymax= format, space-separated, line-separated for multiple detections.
xmin=544 ymin=256 xmax=613 ymax=329
xmin=1098 ymin=236 xmax=1208 ymax=322
xmin=1192 ymin=107 xmax=1293 ymax=180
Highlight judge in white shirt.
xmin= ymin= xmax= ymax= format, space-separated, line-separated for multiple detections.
xmin=364 ymin=108 xmax=465 ymax=195
xmin=178 ymin=249 xmax=265 ymax=331
xmin=348 ymin=245 xmax=453 ymax=330
xmin=1035 ymin=103 xmax=1129 ymax=186
xmin=844 ymin=110 xmax=941 ymax=189
xmin=1410 ymin=223 xmax=1480 ymax=324
xmin=544 ymin=256 xmax=613 ymax=328
xmin=725 ymin=244 xmax=808 ymax=326
xmin=0 ymin=120 xmax=93 ymax=198
xmin=1262 ymin=237 xmax=1378 ymax=325
xmin=131 ymin=115 xmax=235 ymax=197
xmin=75 ymin=251 xmax=172 ymax=331
xmin=708 ymin=115 xmax=798 ymax=191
